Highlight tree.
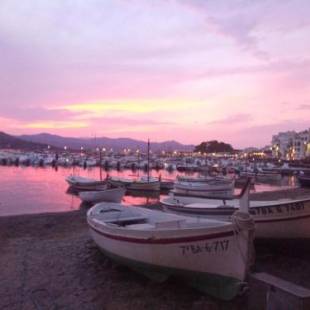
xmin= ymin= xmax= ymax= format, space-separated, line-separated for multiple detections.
xmin=194 ymin=140 xmax=234 ymax=153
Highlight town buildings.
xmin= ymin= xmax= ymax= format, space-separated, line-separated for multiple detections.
xmin=272 ymin=129 xmax=310 ymax=160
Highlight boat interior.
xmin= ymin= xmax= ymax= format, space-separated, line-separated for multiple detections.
xmin=90 ymin=203 xmax=229 ymax=230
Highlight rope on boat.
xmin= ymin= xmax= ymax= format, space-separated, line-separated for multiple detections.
xmin=231 ymin=211 xmax=256 ymax=273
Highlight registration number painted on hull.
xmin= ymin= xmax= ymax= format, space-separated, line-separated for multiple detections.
xmin=180 ymin=239 xmax=230 ymax=255
xmin=250 ymin=202 xmax=305 ymax=216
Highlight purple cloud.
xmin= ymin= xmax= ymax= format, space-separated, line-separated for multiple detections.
xmin=206 ymin=113 xmax=252 ymax=125
xmin=298 ymin=104 xmax=310 ymax=110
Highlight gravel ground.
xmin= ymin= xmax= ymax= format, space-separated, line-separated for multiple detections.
xmin=1 ymin=188 xmax=310 ymax=310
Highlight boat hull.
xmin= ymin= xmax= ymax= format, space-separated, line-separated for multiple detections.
xmin=79 ymin=187 xmax=126 ymax=203
xmin=172 ymin=188 xmax=234 ymax=199
xmin=163 ymin=199 xmax=310 ymax=239
xmin=108 ymin=178 xmax=160 ymax=191
xmin=87 ymin=206 xmax=250 ymax=300
xmin=97 ymin=245 xmax=244 ymax=300
xmin=66 ymin=176 xmax=106 ymax=190
xmin=127 ymin=181 xmax=160 ymax=191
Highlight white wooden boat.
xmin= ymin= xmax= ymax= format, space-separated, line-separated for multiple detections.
xmin=240 ymin=170 xmax=281 ymax=182
xmin=79 ymin=187 xmax=126 ymax=203
xmin=66 ymin=175 xmax=106 ymax=190
xmin=176 ymin=175 xmax=230 ymax=183
xmin=107 ymin=176 xmax=132 ymax=187
xmin=161 ymin=194 xmax=310 ymax=239
xmin=87 ymin=182 xmax=255 ymax=300
xmin=173 ymin=178 xmax=234 ymax=199
xmin=108 ymin=176 xmax=160 ymax=191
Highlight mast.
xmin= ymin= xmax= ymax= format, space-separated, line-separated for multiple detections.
xmin=99 ymin=148 xmax=102 ymax=181
xmin=94 ymin=133 xmax=102 ymax=181
xmin=147 ymin=139 xmax=150 ymax=182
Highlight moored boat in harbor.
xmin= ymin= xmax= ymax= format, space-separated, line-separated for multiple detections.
xmin=66 ymin=175 xmax=107 ymax=190
xmin=161 ymin=194 xmax=310 ymax=239
xmin=108 ymin=176 xmax=160 ymax=191
xmin=78 ymin=187 xmax=126 ymax=203
xmin=172 ymin=177 xmax=234 ymax=199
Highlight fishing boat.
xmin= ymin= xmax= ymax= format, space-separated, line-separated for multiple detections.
xmin=79 ymin=187 xmax=126 ymax=204
xmin=87 ymin=180 xmax=255 ymax=300
xmin=108 ymin=176 xmax=160 ymax=191
xmin=176 ymin=175 xmax=222 ymax=183
xmin=66 ymin=175 xmax=106 ymax=190
xmin=161 ymin=193 xmax=310 ymax=239
xmin=173 ymin=177 xmax=234 ymax=199
xmin=240 ymin=169 xmax=281 ymax=182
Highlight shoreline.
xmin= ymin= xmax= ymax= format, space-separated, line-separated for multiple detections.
xmin=1 ymin=186 xmax=310 ymax=218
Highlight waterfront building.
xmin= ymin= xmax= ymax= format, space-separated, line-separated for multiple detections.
xmin=272 ymin=129 xmax=310 ymax=160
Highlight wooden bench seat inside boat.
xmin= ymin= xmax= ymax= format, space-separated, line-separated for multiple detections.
xmin=126 ymin=223 xmax=155 ymax=229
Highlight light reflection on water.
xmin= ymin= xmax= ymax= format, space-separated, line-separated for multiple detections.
xmin=0 ymin=166 xmax=298 ymax=216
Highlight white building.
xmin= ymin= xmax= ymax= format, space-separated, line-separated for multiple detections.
xmin=272 ymin=129 xmax=310 ymax=160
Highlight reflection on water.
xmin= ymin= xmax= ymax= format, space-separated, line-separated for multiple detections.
xmin=0 ymin=166 xmax=298 ymax=216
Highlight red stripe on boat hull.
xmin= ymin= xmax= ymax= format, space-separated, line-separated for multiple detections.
xmin=89 ymin=225 xmax=234 ymax=244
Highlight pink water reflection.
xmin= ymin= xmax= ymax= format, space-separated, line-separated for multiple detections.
xmin=0 ymin=166 xmax=297 ymax=216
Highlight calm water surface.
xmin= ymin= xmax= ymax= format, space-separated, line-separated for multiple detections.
xmin=0 ymin=166 xmax=298 ymax=216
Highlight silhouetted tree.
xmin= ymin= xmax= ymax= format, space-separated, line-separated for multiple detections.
xmin=194 ymin=140 xmax=234 ymax=153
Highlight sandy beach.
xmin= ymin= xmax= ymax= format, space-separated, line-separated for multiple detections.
xmin=2 ymin=188 xmax=310 ymax=310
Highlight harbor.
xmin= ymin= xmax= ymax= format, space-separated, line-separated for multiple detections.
xmin=1 ymin=158 xmax=310 ymax=308
xmin=0 ymin=164 xmax=301 ymax=216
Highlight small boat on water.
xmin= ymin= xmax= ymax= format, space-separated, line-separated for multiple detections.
xmin=66 ymin=175 xmax=107 ymax=190
xmin=240 ymin=169 xmax=281 ymax=182
xmin=108 ymin=176 xmax=160 ymax=191
xmin=79 ymin=187 xmax=126 ymax=204
xmin=176 ymin=175 xmax=215 ymax=182
xmin=161 ymin=194 xmax=310 ymax=239
xmin=87 ymin=180 xmax=255 ymax=300
xmin=172 ymin=177 xmax=234 ymax=199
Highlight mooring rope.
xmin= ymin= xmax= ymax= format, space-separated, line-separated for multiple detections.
xmin=231 ymin=211 xmax=256 ymax=272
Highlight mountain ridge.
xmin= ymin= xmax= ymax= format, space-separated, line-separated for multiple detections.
xmin=0 ymin=132 xmax=56 ymax=150
xmin=18 ymin=133 xmax=194 ymax=152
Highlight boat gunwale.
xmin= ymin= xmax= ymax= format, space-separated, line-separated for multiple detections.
xmin=88 ymin=222 xmax=235 ymax=244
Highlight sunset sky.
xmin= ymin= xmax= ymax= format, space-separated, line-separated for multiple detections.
xmin=1 ymin=0 xmax=310 ymax=148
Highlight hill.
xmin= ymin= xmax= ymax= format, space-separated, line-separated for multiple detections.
xmin=0 ymin=132 xmax=53 ymax=150
xmin=18 ymin=133 xmax=194 ymax=152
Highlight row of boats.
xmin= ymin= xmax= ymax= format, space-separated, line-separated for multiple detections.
xmin=66 ymin=173 xmax=236 ymax=203
xmin=65 ymin=171 xmax=310 ymax=300
xmin=2 ymin=149 xmax=310 ymax=176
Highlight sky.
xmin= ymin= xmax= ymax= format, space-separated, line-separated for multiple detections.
xmin=0 ymin=0 xmax=310 ymax=148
